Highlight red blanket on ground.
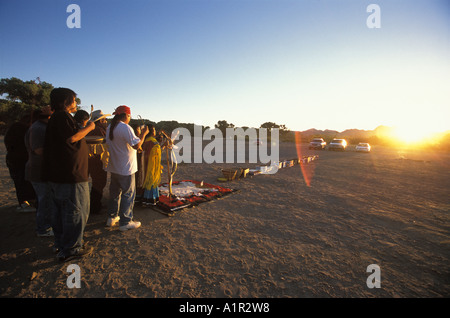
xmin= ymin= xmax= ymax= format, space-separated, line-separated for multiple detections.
xmin=157 ymin=180 xmax=236 ymax=213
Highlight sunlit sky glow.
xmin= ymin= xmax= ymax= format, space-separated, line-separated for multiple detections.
xmin=1 ymin=0 xmax=449 ymax=133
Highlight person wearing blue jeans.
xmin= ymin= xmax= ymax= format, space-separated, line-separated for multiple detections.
xmin=25 ymin=106 xmax=54 ymax=236
xmin=43 ymin=88 xmax=95 ymax=262
xmin=105 ymin=105 xmax=148 ymax=231
xmin=49 ymin=182 xmax=90 ymax=255
xmin=108 ymin=173 xmax=136 ymax=227
xmin=31 ymin=182 xmax=52 ymax=235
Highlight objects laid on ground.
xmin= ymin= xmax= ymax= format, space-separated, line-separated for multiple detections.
xmin=220 ymin=167 xmax=250 ymax=181
xmin=145 ymin=156 xmax=319 ymax=216
xmin=218 ymin=155 xmax=319 ymax=181
xmin=147 ymin=180 xmax=236 ymax=216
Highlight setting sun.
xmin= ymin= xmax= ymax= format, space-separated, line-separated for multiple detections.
xmin=392 ymin=124 xmax=438 ymax=144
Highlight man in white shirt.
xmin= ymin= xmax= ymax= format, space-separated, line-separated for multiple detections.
xmin=105 ymin=105 xmax=148 ymax=231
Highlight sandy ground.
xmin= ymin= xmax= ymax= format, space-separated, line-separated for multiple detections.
xmin=0 ymin=136 xmax=449 ymax=298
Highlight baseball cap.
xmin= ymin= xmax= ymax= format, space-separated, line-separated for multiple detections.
xmin=113 ymin=105 xmax=131 ymax=115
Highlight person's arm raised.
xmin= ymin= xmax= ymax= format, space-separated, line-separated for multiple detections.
xmin=132 ymin=125 xmax=149 ymax=150
xmin=67 ymin=121 xmax=96 ymax=143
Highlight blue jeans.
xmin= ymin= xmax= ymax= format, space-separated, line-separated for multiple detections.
xmin=107 ymin=173 xmax=136 ymax=226
xmin=49 ymin=182 xmax=90 ymax=256
xmin=31 ymin=181 xmax=52 ymax=235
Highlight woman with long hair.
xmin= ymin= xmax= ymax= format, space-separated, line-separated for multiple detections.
xmin=141 ymin=124 xmax=163 ymax=206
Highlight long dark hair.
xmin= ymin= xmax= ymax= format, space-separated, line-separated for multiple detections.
xmin=74 ymin=110 xmax=89 ymax=124
xmin=109 ymin=113 xmax=128 ymax=140
xmin=147 ymin=123 xmax=155 ymax=136
xmin=50 ymin=88 xmax=76 ymax=112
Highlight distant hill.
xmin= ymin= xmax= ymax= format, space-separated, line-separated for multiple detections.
xmin=297 ymin=127 xmax=375 ymax=143
xmin=295 ymin=125 xmax=450 ymax=149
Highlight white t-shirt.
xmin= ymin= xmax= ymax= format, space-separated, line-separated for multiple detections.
xmin=105 ymin=121 xmax=141 ymax=176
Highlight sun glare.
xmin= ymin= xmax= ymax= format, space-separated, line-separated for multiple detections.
xmin=392 ymin=124 xmax=437 ymax=144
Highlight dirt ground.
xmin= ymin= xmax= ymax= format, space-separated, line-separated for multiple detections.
xmin=0 ymin=136 xmax=449 ymax=298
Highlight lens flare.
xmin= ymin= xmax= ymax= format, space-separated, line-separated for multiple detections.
xmin=295 ymin=132 xmax=315 ymax=187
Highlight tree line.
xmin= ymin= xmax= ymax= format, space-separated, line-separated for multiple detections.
xmin=0 ymin=77 xmax=288 ymax=138
xmin=3 ymin=77 xmax=448 ymax=149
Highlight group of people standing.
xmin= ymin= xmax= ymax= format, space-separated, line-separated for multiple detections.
xmin=4 ymin=87 xmax=164 ymax=262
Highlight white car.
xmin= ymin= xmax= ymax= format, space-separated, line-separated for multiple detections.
xmin=309 ymin=138 xmax=326 ymax=150
xmin=328 ymin=139 xmax=347 ymax=151
xmin=355 ymin=142 xmax=371 ymax=152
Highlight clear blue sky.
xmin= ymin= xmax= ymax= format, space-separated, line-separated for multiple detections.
xmin=1 ymin=0 xmax=449 ymax=133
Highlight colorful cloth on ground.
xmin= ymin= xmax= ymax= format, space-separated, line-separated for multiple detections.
xmin=156 ymin=180 xmax=236 ymax=213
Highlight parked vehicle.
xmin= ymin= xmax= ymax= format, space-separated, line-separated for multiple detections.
xmin=328 ymin=139 xmax=347 ymax=151
xmin=309 ymin=138 xmax=326 ymax=150
xmin=356 ymin=142 xmax=371 ymax=152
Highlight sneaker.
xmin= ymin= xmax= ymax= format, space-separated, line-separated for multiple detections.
xmin=106 ymin=216 xmax=120 ymax=227
xmin=143 ymin=198 xmax=157 ymax=206
xmin=57 ymin=246 xmax=94 ymax=262
xmin=16 ymin=201 xmax=36 ymax=213
xmin=119 ymin=221 xmax=141 ymax=232
xmin=37 ymin=229 xmax=54 ymax=237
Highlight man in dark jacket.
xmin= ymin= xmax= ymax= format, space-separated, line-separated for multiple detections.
xmin=43 ymin=88 xmax=95 ymax=262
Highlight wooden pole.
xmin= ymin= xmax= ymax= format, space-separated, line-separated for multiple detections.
xmin=166 ymin=142 xmax=173 ymax=198
xmin=160 ymin=130 xmax=174 ymax=199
